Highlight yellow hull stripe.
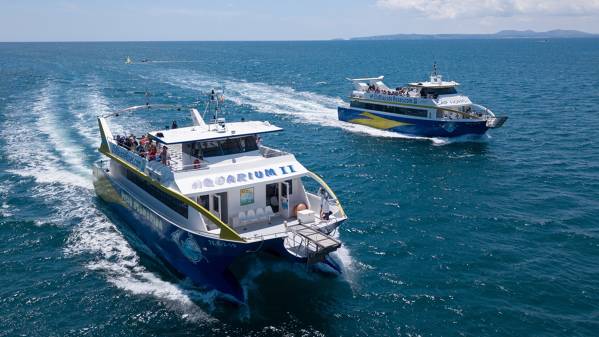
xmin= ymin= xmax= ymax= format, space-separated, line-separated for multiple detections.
xmin=349 ymin=111 xmax=412 ymax=130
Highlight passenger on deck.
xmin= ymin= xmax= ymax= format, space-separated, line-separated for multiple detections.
xmin=140 ymin=134 xmax=150 ymax=147
xmin=148 ymin=143 xmax=157 ymax=161
xmin=127 ymin=134 xmax=137 ymax=151
xmin=160 ymin=145 xmax=169 ymax=165
xmin=319 ymin=187 xmax=332 ymax=220
xmin=171 ymin=120 xmax=178 ymax=129
xmin=135 ymin=143 xmax=145 ymax=157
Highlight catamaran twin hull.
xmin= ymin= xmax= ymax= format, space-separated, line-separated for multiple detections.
xmin=338 ymin=107 xmax=491 ymax=137
xmin=93 ymin=162 xmax=345 ymax=303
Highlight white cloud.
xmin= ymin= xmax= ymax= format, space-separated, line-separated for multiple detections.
xmin=376 ymin=0 xmax=599 ymax=19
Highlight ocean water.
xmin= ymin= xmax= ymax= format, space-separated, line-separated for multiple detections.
xmin=1 ymin=39 xmax=599 ymax=336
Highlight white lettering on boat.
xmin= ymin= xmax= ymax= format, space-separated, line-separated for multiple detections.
xmin=191 ymin=165 xmax=296 ymax=191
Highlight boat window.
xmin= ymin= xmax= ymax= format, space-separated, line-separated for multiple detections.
xmin=125 ymin=169 xmax=188 ymax=218
xmin=201 ymin=141 xmax=222 ymax=157
xmin=422 ymin=87 xmax=457 ymax=96
xmin=221 ymin=138 xmax=242 ymax=155
xmin=351 ymin=101 xmax=427 ymax=118
xmin=240 ymin=136 xmax=259 ymax=152
xmin=197 ymin=195 xmax=209 ymax=209
xmin=198 ymin=136 xmax=259 ymax=158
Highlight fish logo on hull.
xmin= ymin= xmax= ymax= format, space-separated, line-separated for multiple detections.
xmin=171 ymin=230 xmax=208 ymax=263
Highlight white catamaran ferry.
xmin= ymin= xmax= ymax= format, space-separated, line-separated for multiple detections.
xmin=93 ymin=91 xmax=347 ymax=302
xmin=338 ymin=64 xmax=507 ymax=137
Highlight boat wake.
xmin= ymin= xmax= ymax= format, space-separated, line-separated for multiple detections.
xmin=156 ymin=70 xmax=445 ymax=143
xmin=430 ymin=132 xmax=491 ymax=146
xmin=2 ymin=81 xmax=215 ymax=323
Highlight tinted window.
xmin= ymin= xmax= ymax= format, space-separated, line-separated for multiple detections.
xmin=221 ymin=138 xmax=241 ymax=155
xmin=350 ymin=101 xmax=427 ymax=118
xmin=126 ymin=170 xmax=188 ymax=218
xmin=423 ymin=87 xmax=457 ymax=96
xmin=201 ymin=141 xmax=222 ymax=157
xmin=199 ymin=136 xmax=259 ymax=157
xmin=240 ymin=136 xmax=258 ymax=151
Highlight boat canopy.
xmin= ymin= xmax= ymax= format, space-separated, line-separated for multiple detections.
xmin=149 ymin=121 xmax=282 ymax=145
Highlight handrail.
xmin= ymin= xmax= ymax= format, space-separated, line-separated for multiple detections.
xmin=100 ymin=104 xmax=194 ymax=118
xmin=306 ymin=171 xmax=346 ymax=218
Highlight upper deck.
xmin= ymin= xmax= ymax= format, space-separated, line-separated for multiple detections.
xmin=347 ymin=73 xmax=471 ymax=107
xmin=149 ymin=120 xmax=281 ymax=145
xmin=98 ymin=105 xmax=309 ymax=196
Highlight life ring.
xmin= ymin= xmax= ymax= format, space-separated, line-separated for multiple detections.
xmin=193 ymin=159 xmax=201 ymax=169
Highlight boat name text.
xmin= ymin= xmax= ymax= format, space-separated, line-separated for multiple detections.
xmin=191 ymin=165 xmax=297 ymax=191
xmin=365 ymin=93 xmax=418 ymax=105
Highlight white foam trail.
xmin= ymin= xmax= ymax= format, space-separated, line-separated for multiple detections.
xmin=3 ymin=84 xmax=92 ymax=189
xmin=3 ymin=82 xmax=214 ymax=322
xmin=36 ymin=99 xmax=90 ymax=178
xmin=72 ymin=87 xmax=106 ymax=147
xmin=158 ymin=71 xmax=439 ymax=141
xmin=64 ymin=202 xmax=215 ymax=324
xmin=0 ymin=184 xmax=13 ymax=217
xmin=431 ymin=132 xmax=491 ymax=146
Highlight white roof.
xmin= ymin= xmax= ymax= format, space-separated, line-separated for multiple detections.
xmin=149 ymin=121 xmax=282 ymax=145
xmin=408 ymin=80 xmax=460 ymax=88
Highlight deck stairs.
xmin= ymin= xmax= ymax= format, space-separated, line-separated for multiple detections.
xmin=284 ymin=223 xmax=341 ymax=264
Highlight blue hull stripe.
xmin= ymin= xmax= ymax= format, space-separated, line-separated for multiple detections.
xmin=338 ymin=107 xmax=489 ymax=137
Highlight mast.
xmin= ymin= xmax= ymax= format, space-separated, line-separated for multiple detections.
xmin=203 ymin=89 xmax=226 ymax=131
xmin=430 ymin=61 xmax=443 ymax=84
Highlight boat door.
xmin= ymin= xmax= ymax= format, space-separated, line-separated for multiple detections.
xmin=280 ymin=180 xmax=292 ymax=218
xmin=210 ymin=192 xmax=228 ymax=222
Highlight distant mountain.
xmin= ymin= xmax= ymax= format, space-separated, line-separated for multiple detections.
xmin=349 ymin=29 xmax=598 ymax=41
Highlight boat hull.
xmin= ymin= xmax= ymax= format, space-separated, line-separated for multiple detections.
xmin=338 ymin=107 xmax=489 ymax=137
xmin=92 ymin=165 xmax=295 ymax=303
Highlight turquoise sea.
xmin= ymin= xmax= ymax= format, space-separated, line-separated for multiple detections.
xmin=1 ymin=39 xmax=599 ymax=336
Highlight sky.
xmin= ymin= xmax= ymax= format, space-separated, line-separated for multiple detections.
xmin=1 ymin=0 xmax=599 ymax=41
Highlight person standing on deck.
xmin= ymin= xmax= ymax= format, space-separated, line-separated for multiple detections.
xmin=160 ymin=146 xmax=169 ymax=165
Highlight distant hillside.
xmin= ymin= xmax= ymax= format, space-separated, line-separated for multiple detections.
xmin=350 ymin=29 xmax=598 ymax=41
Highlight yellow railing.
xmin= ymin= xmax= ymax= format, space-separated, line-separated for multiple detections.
xmin=307 ymin=171 xmax=346 ymax=218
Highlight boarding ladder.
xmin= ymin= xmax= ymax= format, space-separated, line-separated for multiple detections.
xmin=285 ymin=223 xmax=341 ymax=264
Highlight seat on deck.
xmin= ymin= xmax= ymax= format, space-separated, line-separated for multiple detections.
xmin=238 ymin=211 xmax=247 ymax=226
xmin=246 ymin=209 xmax=257 ymax=224
xmin=256 ymin=207 xmax=265 ymax=221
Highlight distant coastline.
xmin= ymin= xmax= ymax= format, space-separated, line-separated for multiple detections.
xmin=348 ymin=29 xmax=598 ymax=41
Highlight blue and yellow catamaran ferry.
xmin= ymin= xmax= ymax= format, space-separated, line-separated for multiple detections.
xmin=93 ymin=92 xmax=346 ymax=303
xmin=338 ymin=65 xmax=507 ymax=137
